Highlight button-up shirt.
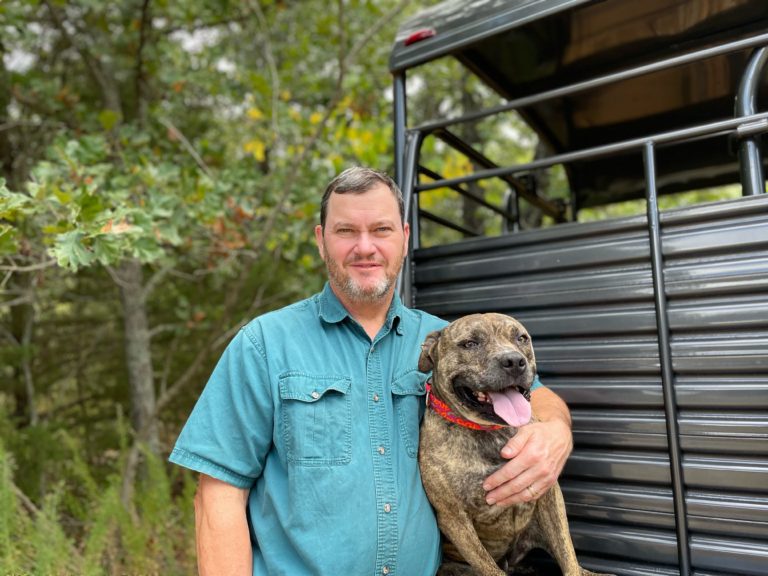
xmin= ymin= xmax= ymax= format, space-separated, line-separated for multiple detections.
xmin=170 ymin=283 xmax=447 ymax=575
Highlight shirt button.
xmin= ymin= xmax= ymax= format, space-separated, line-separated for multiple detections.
xmin=373 ymin=393 xmax=380 ymax=402
xmin=384 ymin=503 xmax=391 ymax=513
xmin=310 ymin=391 xmax=320 ymax=399
xmin=382 ymin=567 xmax=390 ymax=575
xmin=377 ymin=446 xmax=385 ymax=455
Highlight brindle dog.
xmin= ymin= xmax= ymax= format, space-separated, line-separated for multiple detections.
xmin=418 ymin=313 xmax=612 ymax=576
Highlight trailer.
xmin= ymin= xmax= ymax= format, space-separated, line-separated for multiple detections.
xmin=390 ymin=1 xmax=768 ymax=574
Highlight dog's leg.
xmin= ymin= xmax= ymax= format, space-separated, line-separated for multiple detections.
xmin=420 ymin=456 xmax=505 ymax=576
xmin=528 ymin=485 xmax=614 ymax=576
xmin=435 ymin=505 xmax=506 ymax=576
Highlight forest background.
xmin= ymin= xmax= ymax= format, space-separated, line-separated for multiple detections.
xmin=0 ymin=1 xmax=737 ymax=574
xmin=0 ymin=1 xmax=501 ymax=573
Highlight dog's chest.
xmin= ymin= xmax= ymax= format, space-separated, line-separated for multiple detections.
xmin=419 ymin=416 xmax=537 ymax=554
xmin=420 ymin=415 xmax=513 ymax=504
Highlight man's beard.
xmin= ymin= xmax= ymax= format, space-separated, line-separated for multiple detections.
xmin=324 ymin=247 xmax=401 ymax=304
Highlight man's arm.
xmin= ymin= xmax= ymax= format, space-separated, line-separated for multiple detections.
xmin=195 ymin=474 xmax=252 ymax=576
xmin=482 ymin=386 xmax=573 ymax=507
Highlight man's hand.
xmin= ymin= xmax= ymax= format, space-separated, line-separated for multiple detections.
xmin=482 ymin=387 xmax=573 ymax=507
xmin=196 ymin=474 xmax=252 ymax=576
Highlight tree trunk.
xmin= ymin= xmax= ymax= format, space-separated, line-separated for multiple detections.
xmin=117 ymin=258 xmax=159 ymax=453
xmin=9 ymin=273 xmax=37 ymax=427
xmin=3 ymin=48 xmax=38 ymax=428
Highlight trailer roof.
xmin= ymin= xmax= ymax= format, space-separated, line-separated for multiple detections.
xmin=390 ymin=0 xmax=768 ymax=208
xmin=390 ymin=0 xmax=590 ymax=73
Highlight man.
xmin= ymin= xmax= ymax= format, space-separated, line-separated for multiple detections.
xmin=169 ymin=167 xmax=574 ymax=575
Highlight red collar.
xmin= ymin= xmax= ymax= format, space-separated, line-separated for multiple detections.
xmin=426 ymin=382 xmax=505 ymax=431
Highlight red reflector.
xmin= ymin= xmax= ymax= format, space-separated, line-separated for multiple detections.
xmin=404 ymin=28 xmax=436 ymax=46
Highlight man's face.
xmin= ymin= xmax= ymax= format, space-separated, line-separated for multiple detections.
xmin=315 ymin=183 xmax=409 ymax=305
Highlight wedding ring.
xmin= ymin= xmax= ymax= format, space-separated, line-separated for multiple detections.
xmin=526 ymin=485 xmax=538 ymax=499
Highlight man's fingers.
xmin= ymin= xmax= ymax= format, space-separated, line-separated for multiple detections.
xmin=499 ymin=428 xmax=528 ymax=459
xmin=485 ymin=467 xmax=538 ymax=506
xmin=482 ymin=429 xmax=533 ymax=492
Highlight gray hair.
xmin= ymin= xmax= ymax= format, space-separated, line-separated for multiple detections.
xmin=320 ymin=166 xmax=405 ymax=228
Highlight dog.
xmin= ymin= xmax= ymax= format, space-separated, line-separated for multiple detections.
xmin=418 ymin=313 xmax=612 ymax=576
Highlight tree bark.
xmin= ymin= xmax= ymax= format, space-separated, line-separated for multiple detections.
xmin=117 ymin=258 xmax=159 ymax=453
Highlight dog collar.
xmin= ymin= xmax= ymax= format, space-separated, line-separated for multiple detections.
xmin=425 ymin=382 xmax=505 ymax=432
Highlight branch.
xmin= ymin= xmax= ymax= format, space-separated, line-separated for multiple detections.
xmin=0 ymin=120 xmax=67 ymax=133
xmin=147 ymin=323 xmax=181 ymax=339
xmin=157 ymin=117 xmax=213 ymax=179
xmin=156 ymin=13 xmax=253 ymax=36
xmin=247 ymin=0 xmax=282 ymax=148
xmin=141 ymin=263 xmax=173 ymax=301
xmin=250 ymin=0 xmax=412 ymax=253
xmin=105 ymin=265 xmax=134 ymax=291
xmin=13 ymin=483 xmax=39 ymax=516
xmin=0 ymin=259 xmax=58 ymax=272
xmin=134 ymin=0 xmax=153 ymax=125
xmin=10 ymin=86 xmax=78 ymax=131
xmin=42 ymin=0 xmax=122 ymax=113
xmin=0 ymin=294 xmax=34 ymax=308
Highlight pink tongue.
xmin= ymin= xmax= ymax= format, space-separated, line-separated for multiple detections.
xmin=488 ymin=389 xmax=531 ymax=427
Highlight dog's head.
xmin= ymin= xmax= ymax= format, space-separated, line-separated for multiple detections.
xmin=420 ymin=313 xmax=536 ymax=428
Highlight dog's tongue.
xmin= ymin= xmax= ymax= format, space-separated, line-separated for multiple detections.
xmin=488 ymin=389 xmax=531 ymax=427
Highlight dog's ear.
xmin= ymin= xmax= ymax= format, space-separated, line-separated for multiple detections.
xmin=418 ymin=330 xmax=442 ymax=372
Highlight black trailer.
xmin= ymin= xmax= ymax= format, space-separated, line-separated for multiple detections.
xmin=390 ymin=1 xmax=768 ymax=574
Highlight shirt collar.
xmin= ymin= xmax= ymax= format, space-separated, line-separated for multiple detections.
xmin=318 ymin=282 xmax=404 ymax=335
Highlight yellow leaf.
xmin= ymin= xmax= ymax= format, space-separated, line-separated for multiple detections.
xmin=247 ymin=107 xmax=264 ymax=120
xmin=280 ymin=90 xmax=292 ymax=101
xmin=309 ymin=112 xmax=323 ymax=125
xmin=299 ymin=254 xmax=315 ymax=269
xmin=244 ymin=140 xmax=266 ymax=162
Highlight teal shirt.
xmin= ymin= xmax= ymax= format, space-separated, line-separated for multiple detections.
xmin=170 ymin=283 xmax=448 ymax=575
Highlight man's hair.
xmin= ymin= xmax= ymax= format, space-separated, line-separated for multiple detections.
xmin=320 ymin=166 xmax=405 ymax=228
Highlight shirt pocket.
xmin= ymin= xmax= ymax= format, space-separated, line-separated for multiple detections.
xmin=391 ymin=370 xmax=429 ymax=459
xmin=278 ymin=373 xmax=353 ymax=466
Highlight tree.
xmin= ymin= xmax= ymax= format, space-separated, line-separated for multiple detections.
xmin=1 ymin=0 xmax=416 ymax=570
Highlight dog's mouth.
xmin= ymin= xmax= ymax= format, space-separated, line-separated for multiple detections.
xmin=456 ymin=385 xmax=532 ymax=427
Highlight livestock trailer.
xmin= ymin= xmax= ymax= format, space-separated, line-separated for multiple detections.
xmin=390 ymin=0 xmax=768 ymax=574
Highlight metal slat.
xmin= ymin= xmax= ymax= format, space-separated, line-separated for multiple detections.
xmin=675 ymin=378 xmax=768 ymax=409
xmin=550 ymin=378 xmax=665 ymax=408
xmin=690 ymin=535 xmax=768 ymax=576
xmin=569 ymin=521 xmax=679 ymax=565
xmin=414 ymin=235 xmax=651 ymax=284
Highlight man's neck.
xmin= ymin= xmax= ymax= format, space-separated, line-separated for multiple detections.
xmin=332 ymin=286 xmax=395 ymax=340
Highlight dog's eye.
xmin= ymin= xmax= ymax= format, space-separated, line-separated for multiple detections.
xmin=461 ymin=340 xmax=479 ymax=349
xmin=517 ymin=334 xmax=529 ymax=345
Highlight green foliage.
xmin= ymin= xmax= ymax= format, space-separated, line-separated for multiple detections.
xmin=0 ymin=414 xmax=197 ymax=575
xmin=578 ymin=185 xmax=743 ymax=221
xmin=0 ymin=440 xmax=29 ymax=575
xmin=31 ymin=484 xmax=79 ymax=575
xmin=1 ymin=0 xmax=420 ymax=570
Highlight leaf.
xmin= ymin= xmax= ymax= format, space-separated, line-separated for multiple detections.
xmin=244 ymin=140 xmax=266 ymax=162
xmin=98 ymin=109 xmax=121 ymax=131
xmin=92 ymin=236 xmax=123 ymax=265
xmin=0 ymin=186 xmax=34 ymax=219
xmin=130 ymin=237 xmax=165 ymax=263
xmin=247 ymin=107 xmax=264 ymax=121
xmin=0 ymin=225 xmax=20 ymax=256
xmin=50 ymin=231 xmax=95 ymax=271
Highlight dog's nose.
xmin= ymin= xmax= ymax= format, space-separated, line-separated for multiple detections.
xmin=499 ymin=351 xmax=527 ymax=374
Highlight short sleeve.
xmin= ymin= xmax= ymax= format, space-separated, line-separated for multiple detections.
xmin=169 ymin=322 xmax=273 ymax=488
